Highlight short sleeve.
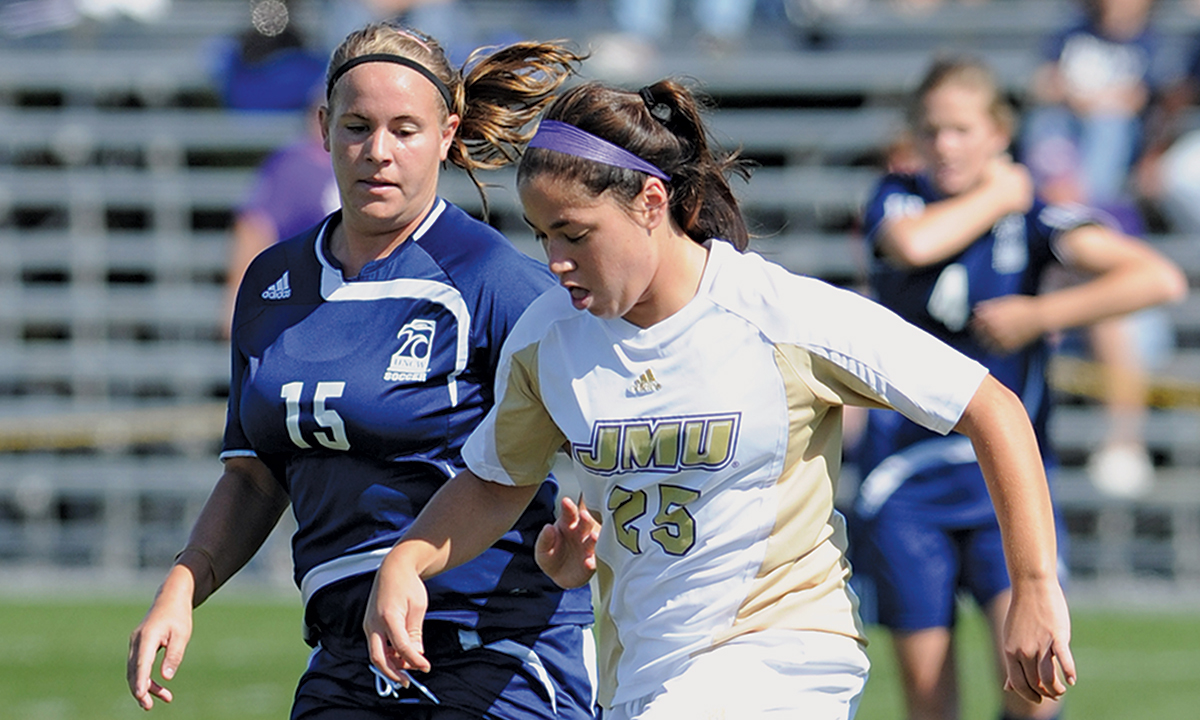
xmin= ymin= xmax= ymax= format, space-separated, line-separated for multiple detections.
xmin=462 ymin=340 xmax=567 ymax=487
xmin=862 ymin=174 xmax=926 ymax=252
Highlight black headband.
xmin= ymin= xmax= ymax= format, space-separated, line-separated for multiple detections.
xmin=325 ymin=53 xmax=453 ymax=110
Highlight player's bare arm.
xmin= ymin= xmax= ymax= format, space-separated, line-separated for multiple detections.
xmin=365 ymin=471 xmax=541 ymax=683
xmin=972 ymin=223 xmax=1188 ymax=353
xmin=953 ymin=375 xmax=1076 ymax=702
xmin=126 ymin=457 xmax=288 ymax=710
xmin=879 ymin=156 xmax=1033 ymax=269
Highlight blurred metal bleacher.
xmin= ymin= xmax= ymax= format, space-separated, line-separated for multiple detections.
xmin=1 ymin=0 xmax=1198 ymax=600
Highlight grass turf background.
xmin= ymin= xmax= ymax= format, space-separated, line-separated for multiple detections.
xmin=1 ymin=594 xmax=1198 ymax=719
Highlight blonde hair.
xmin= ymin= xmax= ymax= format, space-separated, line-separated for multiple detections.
xmin=328 ymin=22 xmax=584 ymax=216
xmin=909 ymin=56 xmax=1016 ymax=138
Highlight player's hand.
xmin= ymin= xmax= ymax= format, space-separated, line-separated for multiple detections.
xmin=985 ymin=155 xmax=1034 ymax=217
xmin=1002 ymin=578 xmax=1077 ymax=704
xmin=971 ymin=294 xmax=1044 ymax=354
xmin=127 ymin=570 xmax=194 ymax=711
xmin=535 ymin=495 xmax=600 ymax=589
xmin=364 ymin=549 xmax=432 ymax=685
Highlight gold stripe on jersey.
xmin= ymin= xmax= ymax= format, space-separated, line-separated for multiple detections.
xmin=716 ymin=344 xmax=887 ymax=646
xmin=494 ymin=342 xmax=567 ymax=486
xmin=593 ymin=558 xmax=623 ymax=708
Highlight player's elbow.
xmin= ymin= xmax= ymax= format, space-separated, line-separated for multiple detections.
xmin=1156 ymin=259 xmax=1189 ymax=306
xmin=876 ymin=225 xmax=935 ymax=269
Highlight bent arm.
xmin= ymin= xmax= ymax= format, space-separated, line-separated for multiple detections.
xmin=953 ymin=376 xmax=1076 ymax=701
xmin=365 ymin=470 xmax=541 ymax=681
xmin=877 ymin=157 xmax=1033 ymax=268
xmin=1033 ymin=224 xmax=1188 ymax=333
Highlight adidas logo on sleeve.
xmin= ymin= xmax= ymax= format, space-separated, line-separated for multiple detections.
xmin=262 ymin=271 xmax=292 ymax=300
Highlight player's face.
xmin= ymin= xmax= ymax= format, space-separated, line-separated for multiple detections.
xmin=321 ymin=62 xmax=459 ymax=234
xmin=916 ymin=82 xmax=1008 ymax=197
xmin=520 ymin=174 xmax=663 ymax=326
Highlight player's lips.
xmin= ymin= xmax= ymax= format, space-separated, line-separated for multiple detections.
xmin=359 ymin=177 xmax=398 ymax=191
xmin=565 ymin=285 xmax=590 ymax=309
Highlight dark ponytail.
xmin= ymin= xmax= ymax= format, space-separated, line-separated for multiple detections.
xmin=518 ymin=79 xmax=752 ymax=250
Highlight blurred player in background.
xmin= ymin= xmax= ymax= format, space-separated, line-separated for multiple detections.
xmin=128 ymin=21 xmax=597 ymax=719
xmin=852 ymin=56 xmax=1186 ymax=720
xmin=363 ymin=77 xmax=1075 ymax=719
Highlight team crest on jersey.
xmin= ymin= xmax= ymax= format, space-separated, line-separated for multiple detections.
xmin=991 ymin=214 xmax=1027 ymax=274
xmin=572 ymin=412 xmax=740 ymax=476
xmin=384 ymin=318 xmax=436 ymax=383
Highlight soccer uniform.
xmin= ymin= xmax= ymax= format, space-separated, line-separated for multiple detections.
xmin=851 ymin=173 xmax=1091 ymax=630
xmin=223 ymin=199 xmax=595 ymax=719
xmin=462 ymin=239 xmax=988 ymax=711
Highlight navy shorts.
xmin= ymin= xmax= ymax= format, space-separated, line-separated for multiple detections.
xmin=851 ymin=509 xmax=1011 ymax=631
xmin=848 ymin=448 xmax=1014 ymax=632
xmin=292 ymin=620 xmax=597 ymax=719
xmin=291 ymin=574 xmax=597 ymax=719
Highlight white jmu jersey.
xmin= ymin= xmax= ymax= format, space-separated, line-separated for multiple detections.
xmin=463 ymin=240 xmax=987 ymax=707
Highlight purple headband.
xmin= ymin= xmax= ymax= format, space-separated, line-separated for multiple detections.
xmin=527 ymin=120 xmax=671 ymax=181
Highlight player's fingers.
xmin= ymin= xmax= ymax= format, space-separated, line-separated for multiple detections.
xmin=1054 ymin=638 xmax=1078 ymax=687
xmin=1004 ymin=654 xmax=1042 ymax=704
xmin=148 ymin=679 xmax=174 ymax=705
xmin=1038 ymin=651 xmax=1067 ymax=699
xmin=535 ymin=522 xmax=560 ymax=560
xmin=397 ymin=618 xmax=431 ymax=674
xmin=560 ymin=495 xmax=580 ymax=528
xmin=367 ymin=628 xmax=403 ymax=683
xmin=160 ymin=629 xmax=189 ymax=682
xmin=128 ymin=629 xmax=164 ymax=700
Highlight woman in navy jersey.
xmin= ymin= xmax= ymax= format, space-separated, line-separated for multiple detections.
xmin=361 ymin=77 xmax=1077 ymax=720
xmin=851 ymin=56 xmax=1187 ymax=720
xmin=128 ymin=22 xmax=596 ymax=719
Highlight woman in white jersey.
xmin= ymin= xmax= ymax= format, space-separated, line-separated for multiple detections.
xmin=363 ymin=79 xmax=1076 ymax=719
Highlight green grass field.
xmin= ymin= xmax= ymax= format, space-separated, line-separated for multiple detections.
xmin=2 ymin=594 xmax=1199 ymax=719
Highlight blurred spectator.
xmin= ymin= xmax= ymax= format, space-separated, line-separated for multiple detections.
xmin=1 ymin=0 xmax=168 ymax=37
xmin=1020 ymin=0 xmax=1170 ymax=498
xmin=1022 ymin=0 xmax=1162 ymax=208
xmin=208 ymin=9 xmax=338 ymax=333
xmin=592 ymin=0 xmax=757 ymax=76
xmin=209 ymin=22 xmax=327 ymax=111
xmin=319 ymin=0 xmax=472 ymax=61
xmin=221 ymin=99 xmax=338 ymax=335
xmin=1138 ymin=31 xmax=1200 ymax=234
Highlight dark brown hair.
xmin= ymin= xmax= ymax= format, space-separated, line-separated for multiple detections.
xmin=327 ymin=22 xmax=583 ymax=217
xmin=517 ymin=79 xmax=751 ymax=250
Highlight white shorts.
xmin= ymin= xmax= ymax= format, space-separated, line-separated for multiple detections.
xmin=602 ymin=629 xmax=869 ymax=720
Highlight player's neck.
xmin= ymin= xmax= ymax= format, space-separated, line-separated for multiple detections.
xmin=333 ymin=199 xmax=435 ymax=277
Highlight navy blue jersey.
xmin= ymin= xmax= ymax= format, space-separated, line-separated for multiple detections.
xmin=223 ymin=198 xmax=591 ymax=633
xmin=859 ymin=174 xmax=1097 ymax=480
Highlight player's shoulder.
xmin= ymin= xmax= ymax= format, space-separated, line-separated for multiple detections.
xmin=505 ymin=285 xmax=577 ymax=346
xmin=240 ymin=218 xmax=325 ymax=304
xmin=418 ymin=200 xmax=553 ymax=288
xmin=706 ymin=240 xmax=863 ymax=340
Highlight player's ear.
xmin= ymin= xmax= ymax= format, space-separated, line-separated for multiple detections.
xmin=635 ymin=177 xmax=670 ymax=231
xmin=318 ymin=105 xmax=332 ymax=152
